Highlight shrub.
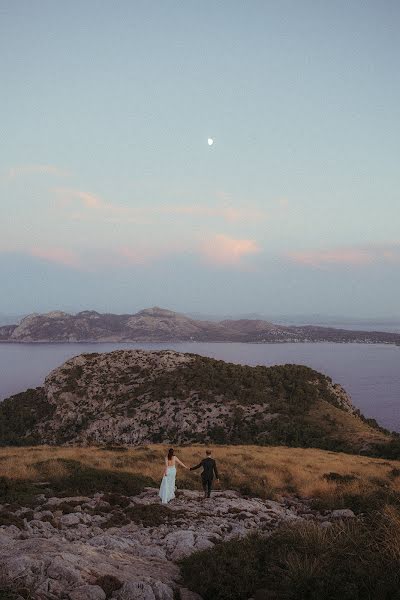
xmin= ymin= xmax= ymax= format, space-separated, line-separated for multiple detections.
xmin=34 ymin=459 xmax=155 ymax=497
xmin=323 ymin=472 xmax=357 ymax=484
xmin=181 ymin=510 xmax=400 ymax=599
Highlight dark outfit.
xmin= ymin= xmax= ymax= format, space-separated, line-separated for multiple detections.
xmin=190 ymin=457 xmax=219 ymax=498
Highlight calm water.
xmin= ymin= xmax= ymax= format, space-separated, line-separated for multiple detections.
xmin=0 ymin=342 xmax=399 ymax=431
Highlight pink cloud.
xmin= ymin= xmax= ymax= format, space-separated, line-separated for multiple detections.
xmin=277 ymin=197 xmax=289 ymax=208
xmin=54 ymin=188 xmax=149 ymax=224
xmin=200 ymin=234 xmax=261 ymax=266
xmin=30 ymin=246 xmax=81 ymax=268
xmin=72 ymin=190 xmax=103 ymax=209
xmin=55 ymin=188 xmax=104 ymax=209
xmin=54 ymin=188 xmax=265 ymax=224
xmin=287 ymin=245 xmax=400 ymax=267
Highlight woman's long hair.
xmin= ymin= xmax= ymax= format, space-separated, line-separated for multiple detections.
xmin=167 ymin=448 xmax=174 ymax=460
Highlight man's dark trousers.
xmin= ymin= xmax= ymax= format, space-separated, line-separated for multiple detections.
xmin=190 ymin=457 xmax=219 ymax=498
xmin=202 ymin=474 xmax=213 ymax=498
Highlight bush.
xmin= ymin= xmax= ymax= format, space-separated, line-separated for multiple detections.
xmin=0 ymin=459 xmax=156 ymax=506
xmin=35 ymin=459 xmax=155 ymax=497
xmin=180 ymin=510 xmax=400 ymax=600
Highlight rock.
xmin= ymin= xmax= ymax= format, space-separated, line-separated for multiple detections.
xmin=114 ymin=579 xmax=174 ymax=600
xmin=47 ymin=556 xmax=81 ymax=584
xmin=60 ymin=513 xmax=81 ymax=527
xmin=28 ymin=519 xmax=57 ymax=538
xmin=151 ymin=581 xmax=175 ymax=600
xmin=164 ymin=530 xmax=195 ymax=560
xmin=37 ymin=510 xmax=54 ymax=519
xmin=331 ymin=509 xmax=355 ymax=519
xmin=1 ymin=555 xmax=46 ymax=588
xmin=0 ymin=487 xmax=324 ymax=600
xmin=69 ymin=584 xmax=106 ymax=600
xmin=35 ymin=577 xmax=65 ymax=598
xmin=46 ymin=496 xmax=91 ymax=507
xmin=0 ymin=524 xmax=20 ymax=538
xmin=114 ymin=580 xmax=156 ymax=600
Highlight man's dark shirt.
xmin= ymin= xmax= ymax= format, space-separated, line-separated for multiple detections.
xmin=190 ymin=457 xmax=219 ymax=480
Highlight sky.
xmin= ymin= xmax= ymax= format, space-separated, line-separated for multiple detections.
xmin=1 ymin=0 xmax=399 ymax=318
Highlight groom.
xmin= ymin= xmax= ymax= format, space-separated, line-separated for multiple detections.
xmin=190 ymin=449 xmax=219 ymax=499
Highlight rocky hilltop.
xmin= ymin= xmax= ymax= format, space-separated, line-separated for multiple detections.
xmin=1 ymin=306 xmax=400 ymax=344
xmin=0 ymin=350 xmax=389 ymax=453
xmin=0 ymin=486 xmax=356 ymax=600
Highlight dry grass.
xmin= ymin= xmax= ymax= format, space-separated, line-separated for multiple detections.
xmin=307 ymin=399 xmax=389 ymax=446
xmin=0 ymin=444 xmax=399 ymax=508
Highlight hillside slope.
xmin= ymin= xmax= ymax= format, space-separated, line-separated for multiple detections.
xmin=0 ymin=350 xmax=390 ymax=453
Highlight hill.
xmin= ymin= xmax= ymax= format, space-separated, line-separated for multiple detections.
xmin=0 ymin=349 xmax=391 ymax=454
xmin=1 ymin=306 xmax=400 ymax=344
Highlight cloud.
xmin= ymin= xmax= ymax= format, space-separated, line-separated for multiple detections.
xmin=277 ymin=197 xmax=289 ymax=208
xmin=287 ymin=244 xmax=400 ymax=267
xmin=55 ymin=188 xmax=105 ymax=209
xmin=6 ymin=164 xmax=70 ymax=179
xmin=200 ymin=234 xmax=261 ymax=266
xmin=29 ymin=246 xmax=81 ymax=268
xmin=165 ymin=205 xmax=265 ymax=222
xmin=54 ymin=188 xmax=266 ymax=225
xmin=55 ymin=188 xmax=151 ymax=225
xmin=70 ymin=190 xmax=103 ymax=209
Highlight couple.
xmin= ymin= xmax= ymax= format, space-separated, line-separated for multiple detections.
xmin=159 ymin=448 xmax=219 ymax=504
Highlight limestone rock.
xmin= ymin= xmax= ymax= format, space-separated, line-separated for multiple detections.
xmin=331 ymin=509 xmax=356 ymax=519
xmin=0 ymin=486 xmax=359 ymax=599
xmin=60 ymin=513 xmax=81 ymax=527
xmin=69 ymin=585 xmax=106 ymax=600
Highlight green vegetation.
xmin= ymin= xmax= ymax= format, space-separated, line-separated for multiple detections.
xmin=133 ymin=357 xmax=329 ymax=410
xmin=0 ymin=388 xmax=53 ymax=446
xmin=180 ymin=510 xmax=400 ymax=600
xmin=0 ymin=459 xmax=155 ymax=506
xmin=0 ymin=588 xmax=31 ymax=600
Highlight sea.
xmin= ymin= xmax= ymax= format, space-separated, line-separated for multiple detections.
xmin=0 ymin=330 xmax=399 ymax=432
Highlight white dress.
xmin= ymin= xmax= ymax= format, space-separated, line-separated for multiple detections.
xmin=159 ymin=461 xmax=176 ymax=504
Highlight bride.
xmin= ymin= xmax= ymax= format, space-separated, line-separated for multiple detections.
xmin=159 ymin=448 xmax=188 ymax=504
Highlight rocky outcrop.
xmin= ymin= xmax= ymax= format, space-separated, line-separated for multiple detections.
xmin=1 ymin=306 xmax=399 ymax=344
xmin=0 ymin=487 xmax=353 ymax=599
xmin=0 ymin=349 xmax=377 ymax=451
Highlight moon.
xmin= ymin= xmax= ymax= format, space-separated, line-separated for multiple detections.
xmin=207 ymin=138 xmax=214 ymax=146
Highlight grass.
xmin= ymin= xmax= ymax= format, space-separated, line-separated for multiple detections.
xmin=1 ymin=444 xmax=399 ymax=598
xmin=0 ymin=444 xmax=399 ymax=513
xmin=180 ymin=508 xmax=400 ymax=599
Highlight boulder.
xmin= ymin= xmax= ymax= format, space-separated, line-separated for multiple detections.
xmin=60 ymin=513 xmax=81 ymax=527
xmin=114 ymin=580 xmax=156 ymax=600
xmin=331 ymin=509 xmax=355 ymax=519
xmin=69 ymin=584 xmax=106 ymax=600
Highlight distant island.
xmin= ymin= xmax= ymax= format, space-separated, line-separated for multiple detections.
xmin=0 ymin=306 xmax=400 ymax=345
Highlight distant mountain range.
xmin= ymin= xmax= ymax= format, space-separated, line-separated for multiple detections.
xmin=0 ymin=306 xmax=400 ymax=345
